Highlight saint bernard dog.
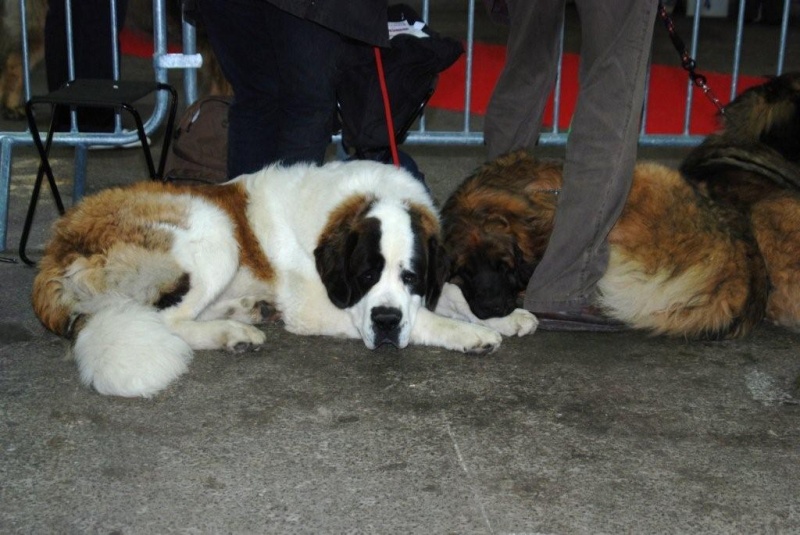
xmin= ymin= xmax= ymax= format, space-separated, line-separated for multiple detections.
xmin=32 ymin=160 xmax=537 ymax=398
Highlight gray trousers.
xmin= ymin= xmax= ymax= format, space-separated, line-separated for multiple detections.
xmin=484 ymin=0 xmax=658 ymax=313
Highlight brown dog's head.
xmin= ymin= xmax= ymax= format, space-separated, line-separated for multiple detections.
xmin=445 ymin=214 xmax=534 ymax=319
xmin=721 ymin=71 xmax=800 ymax=162
xmin=441 ymin=152 xmax=561 ymax=319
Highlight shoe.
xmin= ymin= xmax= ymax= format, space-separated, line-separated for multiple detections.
xmin=88 ymin=129 xmax=151 ymax=151
xmin=532 ymin=305 xmax=629 ymax=332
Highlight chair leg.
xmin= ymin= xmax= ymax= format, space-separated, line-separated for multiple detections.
xmin=20 ymin=103 xmax=67 ymax=266
xmin=121 ymin=84 xmax=178 ymax=182
xmin=123 ymin=103 xmax=157 ymax=180
xmin=18 ymin=82 xmax=179 ymax=264
xmin=156 ymin=84 xmax=179 ymax=181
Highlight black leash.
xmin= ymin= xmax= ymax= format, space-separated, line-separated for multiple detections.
xmin=657 ymin=0 xmax=726 ymax=114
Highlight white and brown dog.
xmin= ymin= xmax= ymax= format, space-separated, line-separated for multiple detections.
xmin=32 ymin=160 xmax=536 ymax=397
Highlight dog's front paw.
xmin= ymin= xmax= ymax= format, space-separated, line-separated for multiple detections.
xmin=411 ymin=308 xmax=502 ymax=354
xmin=459 ymin=324 xmax=503 ymax=355
xmin=485 ymin=308 xmax=538 ymax=337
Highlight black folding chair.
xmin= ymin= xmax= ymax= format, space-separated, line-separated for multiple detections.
xmin=19 ymin=79 xmax=178 ymax=266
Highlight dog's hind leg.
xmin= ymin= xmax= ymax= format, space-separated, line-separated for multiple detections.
xmin=159 ymin=201 xmax=267 ymax=351
xmin=159 ymin=273 xmax=268 ymax=351
xmin=196 ymin=269 xmax=276 ymax=324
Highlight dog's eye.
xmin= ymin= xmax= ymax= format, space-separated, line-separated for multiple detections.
xmin=358 ymin=269 xmax=379 ymax=286
xmin=401 ymin=270 xmax=418 ymax=285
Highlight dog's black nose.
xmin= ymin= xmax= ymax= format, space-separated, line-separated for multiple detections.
xmin=371 ymin=306 xmax=402 ymax=331
xmin=371 ymin=306 xmax=403 ymax=348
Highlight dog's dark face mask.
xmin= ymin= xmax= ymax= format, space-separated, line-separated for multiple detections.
xmin=452 ymin=246 xmax=532 ymax=319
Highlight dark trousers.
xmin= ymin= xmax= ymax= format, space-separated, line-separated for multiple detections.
xmin=197 ymin=0 xmax=343 ymax=177
xmin=45 ymin=0 xmax=129 ymax=131
xmin=484 ymin=0 xmax=658 ymax=313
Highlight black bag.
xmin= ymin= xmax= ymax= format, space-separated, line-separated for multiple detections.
xmin=336 ymin=4 xmax=463 ymax=161
xmin=163 ymin=96 xmax=231 ymax=184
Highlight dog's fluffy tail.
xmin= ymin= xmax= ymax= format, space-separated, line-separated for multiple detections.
xmin=72 ymin=297 xmax=193 ymax=397
xmin=32 ymin=249 xmax=194 ymax=397
xmin=598 ymin=252 xmax=757 ymax=339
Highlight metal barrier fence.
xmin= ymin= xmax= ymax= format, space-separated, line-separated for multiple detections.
xmin=173 ymin=0 xmax=796 ymax=149
xmin=0 ymin=0 xmax=200 ymax=251
xmin=395 ymin=0 xmax=797 ymax=148
xmin=0 ymin=0 xmax=796 ymax=251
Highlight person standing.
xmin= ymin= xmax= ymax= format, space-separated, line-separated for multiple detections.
xmin=484 ymin=0 xmax=658 ymax=331
xmin=196 ymin=0 xmax=389 ymax=177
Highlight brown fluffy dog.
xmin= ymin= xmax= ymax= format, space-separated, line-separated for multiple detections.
xmin=441 ymin=151 xmax=768 ymax=339
xmin=681 ymin=72 xmax=800 ymax=331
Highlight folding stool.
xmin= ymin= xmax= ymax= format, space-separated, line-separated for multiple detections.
xmin=19 ymin=79 xmax=178 ymax=265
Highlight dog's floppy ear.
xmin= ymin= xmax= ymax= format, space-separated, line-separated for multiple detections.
xmin=315 ymin=230 xmax=357 ymax=309
xmin=425 ymin=235 xmax=450 ymax=310
xmin=315 ymin=195 xmax=377 ymax=309
xmin=407 ymin=202 xmax=448 ymax=309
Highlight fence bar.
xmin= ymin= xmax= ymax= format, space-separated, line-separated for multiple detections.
xmin=0 ymin=0 xmax=175 ymax=250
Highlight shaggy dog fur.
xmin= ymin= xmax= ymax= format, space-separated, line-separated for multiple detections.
xmin=680 ymin=72 xmax=800 ymax=330
xmin=441 ymin=152 xmax=767 ymax=339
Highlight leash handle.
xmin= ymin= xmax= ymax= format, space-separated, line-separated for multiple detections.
xmin=373 ymin=47 xmax=401 ymax=167
xmin=657 ymin=0 xmax=726 ymax=114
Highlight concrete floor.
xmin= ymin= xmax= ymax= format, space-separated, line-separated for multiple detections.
xmin=2 ymin=4 xmax=800 ymax=534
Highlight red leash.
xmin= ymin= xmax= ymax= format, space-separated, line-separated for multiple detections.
xmin=373 ymin=46 xmax=401 ymax=167
xmin=657 ymin=0 xmax=725 ymax=114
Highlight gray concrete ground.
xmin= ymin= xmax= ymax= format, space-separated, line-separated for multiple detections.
xmin=2 ymin=4 xmax=800 ymax=534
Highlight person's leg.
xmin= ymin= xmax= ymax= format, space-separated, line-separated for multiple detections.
xmin=271 ymin=11 xmax=342 ymax=166
xmin=44 ymin=0 xmax=68 ymax=94
xmin=523 ymin=0 xmax=657 ymax=313
xmin=199 ymin=0 xmax=340 ymax=176
xmin=484 ymin=0 xmax=565 ymax=160
xmin=198 ymin=0 xmax=280 ymax=177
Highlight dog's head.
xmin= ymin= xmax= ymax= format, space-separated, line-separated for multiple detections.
xmin=441 ymin=152 xmax=560 ymax=319
xmin=721 ymin=71 xmax=800 ymax=162
xmin=315 ymin=195 xmax=447 ymax=349
xmin=445 ymin=214 xmax=536 ymax=319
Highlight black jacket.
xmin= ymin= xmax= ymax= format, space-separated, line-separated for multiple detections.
xmin=267 ymin=0 xmax=389 ymax=47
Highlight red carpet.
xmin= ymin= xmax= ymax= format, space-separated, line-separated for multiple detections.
xmin=121 ymin=30 xmax=766 ymax=135
xmin=120 ymin=28 xmax=181 ymax=57
xmin=428 ymin=42 xmax=767 ymax=135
